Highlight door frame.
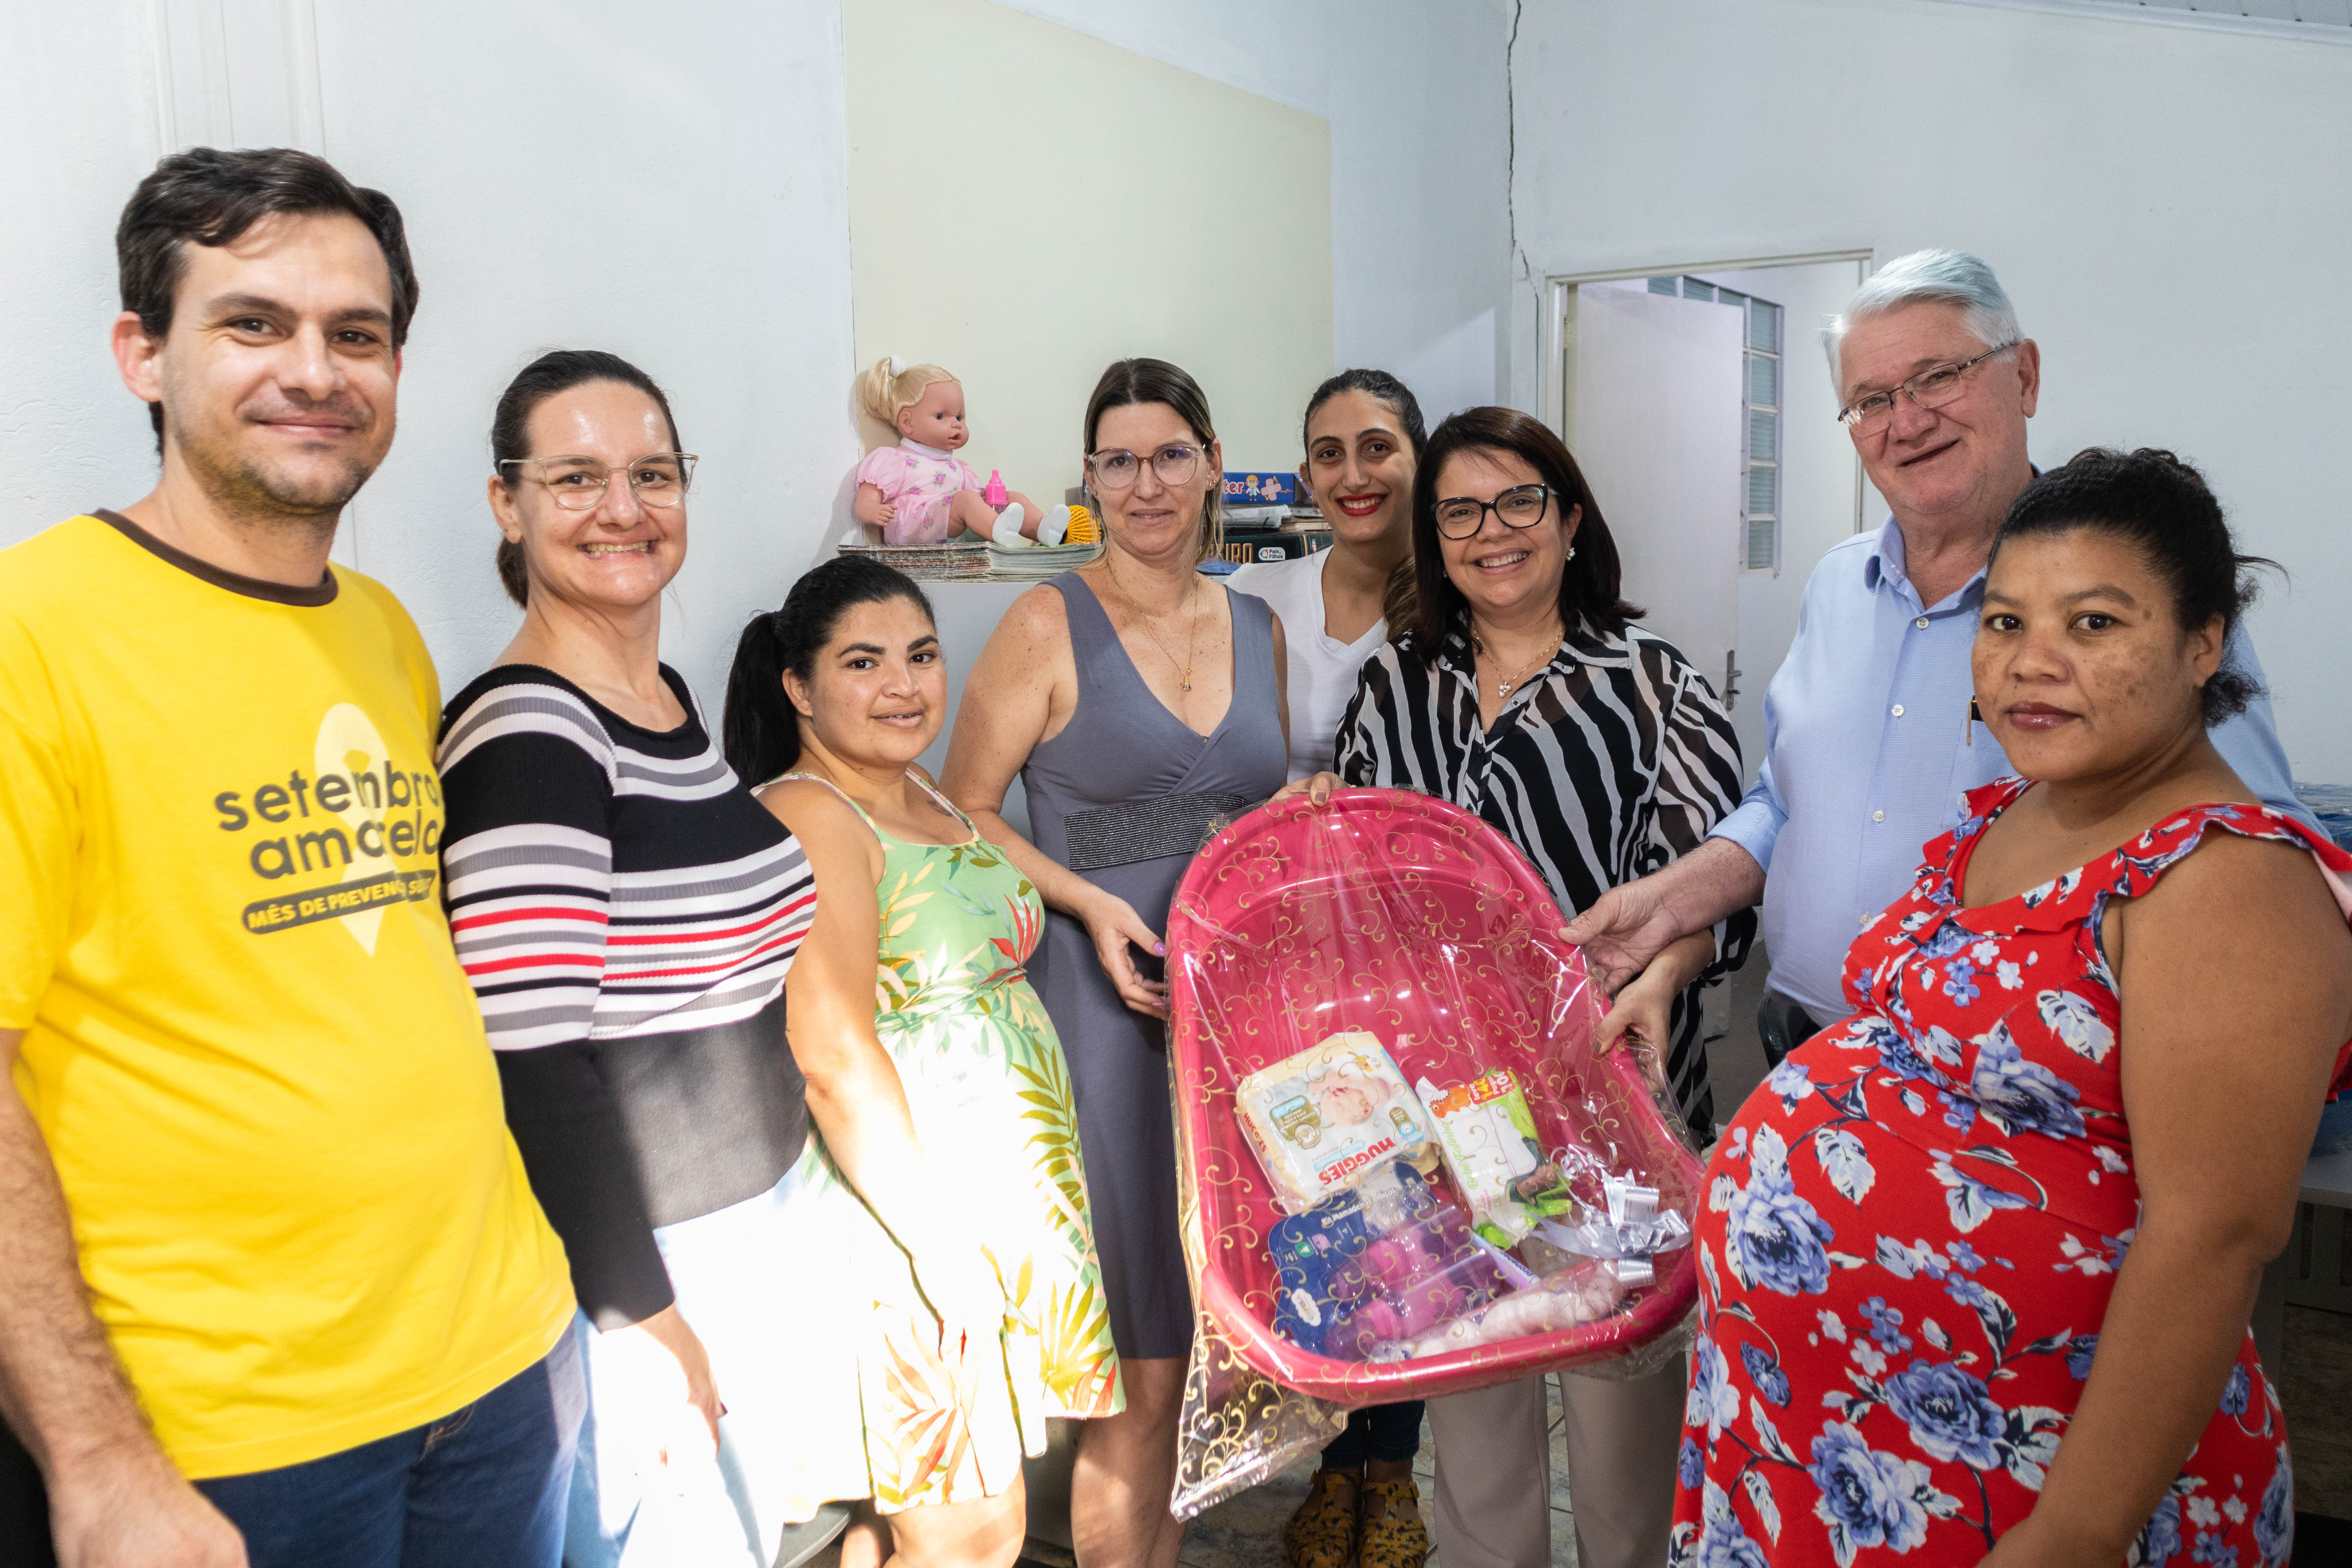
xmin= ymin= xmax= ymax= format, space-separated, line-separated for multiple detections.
xmin=1542 ymin=249 xmax=1877 ymax=537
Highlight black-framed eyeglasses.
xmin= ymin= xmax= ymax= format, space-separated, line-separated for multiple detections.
xmin=1434 ymin=483 xmax=1552 ymax=539
xmin=498 ymin=452 xmax=698 ymax=510
xmin=1086 ymin=443 xmax=1203 ymax=491
xmin=1836 ymin=343 xmax=2017 ymax=432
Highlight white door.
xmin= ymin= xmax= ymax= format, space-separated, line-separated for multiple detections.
xmin=1564 ymin=287 xmax=1745 ymax=698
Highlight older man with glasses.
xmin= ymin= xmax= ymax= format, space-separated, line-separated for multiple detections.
xmin=1566 ymin=248 xmax=2309 ymax=1067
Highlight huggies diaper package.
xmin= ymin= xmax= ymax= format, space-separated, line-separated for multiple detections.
xmin=1235 ymin=1032 xmax=1433 ymax=1214
xmin=1415 ymin=1069 xmax=1574 ymax=1246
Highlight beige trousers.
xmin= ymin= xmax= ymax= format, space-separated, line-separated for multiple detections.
xmin=1424 ymin=1358 xmax=1686 ymax=1568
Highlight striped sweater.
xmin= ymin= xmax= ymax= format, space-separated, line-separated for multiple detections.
xmin=438 ymin=664 xmax=815 ymax=1326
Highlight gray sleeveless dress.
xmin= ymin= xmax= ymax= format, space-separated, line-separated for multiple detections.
xmin=1022 ymin=573 xmax=1288 ymax=1359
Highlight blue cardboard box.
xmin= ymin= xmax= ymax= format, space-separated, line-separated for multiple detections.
xmin=1224 ymin=471 xmax=1298 ymax=506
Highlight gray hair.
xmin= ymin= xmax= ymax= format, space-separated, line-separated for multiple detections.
xmin=1823 ymin=248 xmax=2021 ymax=388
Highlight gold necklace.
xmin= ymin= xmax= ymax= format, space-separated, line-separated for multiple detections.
xmin=1470 ymin=621 xmax=1563 ymax=701
xmin=1107 ymin=558 xmax=1206 ymax=692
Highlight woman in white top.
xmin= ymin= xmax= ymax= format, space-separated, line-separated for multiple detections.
xmin=1232 ymin=369 xmax=1432 ymax=1568
xmin=1233 ymin=369 xmax=1426 ymax=783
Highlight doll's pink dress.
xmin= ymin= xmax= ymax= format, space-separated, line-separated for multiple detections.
xmin=857 ymin=439 xmax=985 ymax=546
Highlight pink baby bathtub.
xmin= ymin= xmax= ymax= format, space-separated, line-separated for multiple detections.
xmin=1163 ymin=788 xmax=1704 ymax=1508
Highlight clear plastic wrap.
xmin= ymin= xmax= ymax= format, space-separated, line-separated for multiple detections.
xmin=1165 ymin=788 xmax=1706 ymax=1518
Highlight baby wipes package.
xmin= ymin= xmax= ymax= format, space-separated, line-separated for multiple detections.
xmin=1268 ymin=1160 xmax=1440 ymax=1349
xmin=1237 ymin=1032 xmax=1432 ymax=1214
xmin=1268 ymin=1160 xmax=1513 ymax=1360
xmin=1416 ymin=1069 xmax=1574 ymax=1245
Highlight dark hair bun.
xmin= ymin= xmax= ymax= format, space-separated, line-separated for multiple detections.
xmin=1993 ymin=447 xmax=2279 ymax=724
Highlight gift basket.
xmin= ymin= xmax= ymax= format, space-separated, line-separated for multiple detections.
xmin=1164 ymin=788 xmax=1706 ymax=1516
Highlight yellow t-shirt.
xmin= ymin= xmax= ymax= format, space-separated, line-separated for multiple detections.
xmin=0 ymin=513 xmax=574 ymax=1480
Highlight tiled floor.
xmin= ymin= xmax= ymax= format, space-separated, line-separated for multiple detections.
xmin=1164 ymin=1382 xmax=1582 ymax=1568
xmin=2283 ymin=1303 xmax=2352 ymax=1518
xmin=810 ymin=1384 xmax=1585 ymax=1568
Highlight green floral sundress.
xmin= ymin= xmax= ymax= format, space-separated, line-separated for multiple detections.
xmin=774 ymin=772 xmax=1122 ymax=1519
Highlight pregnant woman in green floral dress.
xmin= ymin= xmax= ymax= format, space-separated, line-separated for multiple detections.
xmin=725 ymin=557 xmax=1122 ymax=1568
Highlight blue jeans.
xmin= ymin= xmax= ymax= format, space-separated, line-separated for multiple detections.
xmin=196 ymin=1330 xmax=584 ymax=1568
xmin=1323 ymin=1401 xmax=1426 ymax=1468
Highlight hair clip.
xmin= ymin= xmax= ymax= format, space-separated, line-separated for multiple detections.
xmin=888 ymin=355 xmax=905 ymax=377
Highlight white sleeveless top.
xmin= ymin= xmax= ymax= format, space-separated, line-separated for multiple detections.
xmin=1232 ymin=549 xmax=1389 ymax=781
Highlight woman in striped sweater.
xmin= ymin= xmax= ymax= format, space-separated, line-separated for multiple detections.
xmin=438 ymin=352 xmax=997 ymax=1567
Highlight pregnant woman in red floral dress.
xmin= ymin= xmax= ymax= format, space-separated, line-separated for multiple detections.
xmin=1672 ymin=450 xmax=2352 ymax=1568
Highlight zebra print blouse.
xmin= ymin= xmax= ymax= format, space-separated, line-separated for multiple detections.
xmin=1334 ymin=618 xmax=1755 ymax=1132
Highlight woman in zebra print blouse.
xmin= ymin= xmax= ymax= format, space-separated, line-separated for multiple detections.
xmin=1294 ymin=406 xmax=1754 ymax=1568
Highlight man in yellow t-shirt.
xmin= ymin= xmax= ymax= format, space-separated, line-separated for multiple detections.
xmin=0 ymin=149 xmax=575 ymax=1568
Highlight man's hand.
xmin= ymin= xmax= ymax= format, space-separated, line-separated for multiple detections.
xmin=1561 ymin=840 xmax=1765 ymax=995
xmin=1 ymin=1024 xmax=245 ymax=1567
xmin=1561 ymin=878 xmax=1686 ymax=995
xmin=49 ymin=1441 xmax=247 ymax=1568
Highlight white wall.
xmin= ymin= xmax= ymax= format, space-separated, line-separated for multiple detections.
xmin=1325 ymin=1 xmax=1513 ymax=425
xmin=0 ymin=2 xmax=170 ymax=532
xmin=844 ymin=0 xmax=1333 ymax=510
xmin=319 ymin=1 xmax=860 ymax=703
xmin=0 ymin=1 xmax=861 ymax=713
xmin=999 ymin=0 xmax=1515 ymax=427
xmin=1507 ymin=0 xmax=2352 ymax=779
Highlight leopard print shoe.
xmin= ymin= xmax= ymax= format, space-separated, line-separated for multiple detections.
xmin=1282 ymin=1466 xmax=1361 ymax=1568
xmin=1356 ymin=1477 xmax=1430 ymax=1568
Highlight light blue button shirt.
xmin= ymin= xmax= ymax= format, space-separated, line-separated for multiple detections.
xmin=1710 ymin=517 xmax=2312 ymax=1023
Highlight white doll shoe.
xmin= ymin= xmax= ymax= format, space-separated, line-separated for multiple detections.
xmin=990 ymin=505 xmax=1035 ymax=547
xmin=1038 ymin=505 xmax=1072 ymax=546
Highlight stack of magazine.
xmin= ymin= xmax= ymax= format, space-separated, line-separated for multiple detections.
xmin=835 ymin=540 xmax=991 ymax=580
xmin=835 ymin=537 xmax=1104 ymax=582
xmin=985 ymin=539 xmax=1104 ymax=580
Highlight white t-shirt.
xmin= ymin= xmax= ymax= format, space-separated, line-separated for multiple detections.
xmin=1230 ymin=551 xmax=1389 ymax=782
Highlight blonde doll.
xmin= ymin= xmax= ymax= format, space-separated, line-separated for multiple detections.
xmin=853 ymin=358 xmax=1071 ymax=547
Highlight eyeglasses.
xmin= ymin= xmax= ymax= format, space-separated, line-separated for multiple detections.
xmin=498 ymin=452 xmax=698 ymax=510
xmin=1086 ymin=443 xmax=1203 ymax=491
xmin=1836 ymin=344 xmax=2017 ymax=433
xmin=1434 ymin=483 xmax=1553 ymax=540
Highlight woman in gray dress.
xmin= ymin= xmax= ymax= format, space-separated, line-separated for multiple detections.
xmin=944 ymin=358 xmax=1289 ymax=1568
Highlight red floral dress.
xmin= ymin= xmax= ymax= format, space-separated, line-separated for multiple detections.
xmin=1672 ymin=780 xmax=2352 ymax=1568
